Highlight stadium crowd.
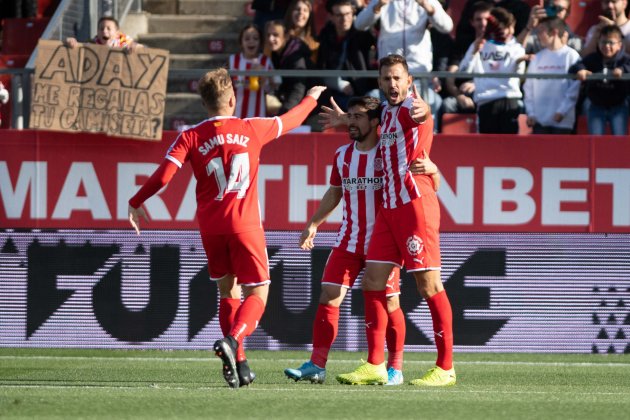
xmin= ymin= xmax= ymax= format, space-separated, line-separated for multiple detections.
xmin=239 ymin=0 xmax=630 ymax=135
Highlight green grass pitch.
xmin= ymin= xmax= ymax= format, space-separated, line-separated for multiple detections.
xmin=1 ymin=348 xmax=629 ymax=419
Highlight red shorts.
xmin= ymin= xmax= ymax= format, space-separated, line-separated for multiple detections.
xmin=322 ymin=248 xmax=401 ymax=296
xmin=367 ymin=194 xmax=441 ymax=272
xmin=200 ymin=228 xmax=270 ymax=286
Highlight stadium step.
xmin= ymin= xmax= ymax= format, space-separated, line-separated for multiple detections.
xmin=137 ymin=33 xmax=239 ymax=54
xmin=146 ymin=15 xmax=251 ymax=34
xmin=133 ymin=1 xmax=253 ymax=129
xmin=179 ymin=0 xmax=252 ymax=16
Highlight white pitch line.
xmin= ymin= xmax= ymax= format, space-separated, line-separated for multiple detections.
xmin=0 ymin=383 xmax=628 ymax=397
xmin=0 ymin=356 xmax=629 ymax=367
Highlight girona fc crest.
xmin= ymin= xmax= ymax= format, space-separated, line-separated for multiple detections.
xmin=374 ymin=157 xmax=383 ymax=172
xmin=406 ymin=235 xmax=424 ymax=256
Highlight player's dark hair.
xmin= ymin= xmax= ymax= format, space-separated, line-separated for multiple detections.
xmin=238 ymin=24 xmax=263 ymax=47
xmin=379 ymin=54 xmax=409 ymax=74
xmin=97 ymin=16 xmax=120 ymax=29
xmin=538 ymin=16 xmax=568 ymax=37
xmin=347 ymin=96 xmax=381 ymax=121
xmin=198 ymin=68 xmax=233 ymax=112
xmin=599 ymin=24 xmax=623 ymax=41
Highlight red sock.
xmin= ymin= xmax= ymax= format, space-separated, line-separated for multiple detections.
xmin=363 ymin=290 xmax=388 ymax=366
xmin=386 ymin=307 xmax=406 ymax=371
xmin=426 ymin=290 xmax=453 ymax=370
xmin=219 ymin=298 xmax=245 ymax=360
xmin=310 ymin=304 xmax=340 ymax=368
xmin=229 ymin=295 xmax=265 ymax=360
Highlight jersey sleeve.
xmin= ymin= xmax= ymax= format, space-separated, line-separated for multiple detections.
xmin=128 ymin=160 xmax=180 ymax=208
xmin=166 ymin=131 xmax=192 ymax=168
xmin=329 ymin=149 xmax=343 ymax=187
xmin=248 ymin=96 xmax=318 ymax=145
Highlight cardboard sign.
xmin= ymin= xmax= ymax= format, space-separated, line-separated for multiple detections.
xmin=29 ymin=40 xmax=170 ymax=141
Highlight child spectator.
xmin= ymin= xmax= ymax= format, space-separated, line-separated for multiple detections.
xmin=65 ymin=16 xmax=142 ymax=51
xmin=459 ymin=7 xmax=526 ymax=133
xmin=570 ymin=25 xmax=630 ymax=136
xmin=229 ymin=24 xmax=275 ymax=118
xmin=442 ymin=1 xmax=493 ymax=120
xmin=284 ymin=0 xmax=320 ymax=63
xmin=264 ymin=20 xmax=314 ymax=115
xmin=523 ymin=17 xmax=581 ymax=134
xmin=517 ymin=0 xmax=582 ymax=54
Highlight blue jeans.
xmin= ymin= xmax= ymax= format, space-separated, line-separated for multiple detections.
xmin=587 ymin=102 xmax=629 ymax=136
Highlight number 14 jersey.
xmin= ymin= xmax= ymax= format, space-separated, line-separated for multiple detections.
xmin=166 ymin=115 xmax=283 ymax=235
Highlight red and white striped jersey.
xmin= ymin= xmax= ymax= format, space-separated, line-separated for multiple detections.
xmin=329 ymin=142 xmax=384 ymax=255
xmin=229 ymin=53 xmax=273 ymax=119
xmin=379 ymin=96 xmax=434 ymax=209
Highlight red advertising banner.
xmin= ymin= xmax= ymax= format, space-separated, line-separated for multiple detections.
xmin=0 ymin=130 xmax=628 ymax=232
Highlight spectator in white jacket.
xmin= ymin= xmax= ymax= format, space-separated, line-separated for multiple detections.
xmin=459 ymin=7 xmax=526 ymax=133
xmin=524 ymin=17 xmax=581 ymax=134
xmin=354 ymin=0 xmax=453 ymax=129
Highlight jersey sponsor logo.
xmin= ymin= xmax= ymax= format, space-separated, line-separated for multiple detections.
xmin=198 ymin=133 xmax=250 ymax=155
xmin=342 ymin=177 xmax=383 ymax=191
xmin=380 ymin=131 xmax=398 ymax=147
xmin=406 ymin=235 xmax=424 ymax=256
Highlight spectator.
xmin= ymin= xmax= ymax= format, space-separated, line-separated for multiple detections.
xmin=581 ymin=0 xmax=630 ymax=57
xmin=455 ymin=0 xmax=531 ymax=62
xmin=442 ymin=1 xmax=493 ymax=120
xmin=285 ymin=0 xmax=321 ymax=63
xmin=0 ymin=81 xmax=9 ymax=127
xmin=229 ymin=24 xmax=275 ymax=118
xmin=517 ymin=0 xmax=582 ymax=54
xmin=65 ymin=16 xmax=142 ymax=52
xmin=316 ymin=0 xmax=378 ymax=109
xmin=354 ymin=0 xmax=453 ymax=130
xmin=523 ymin=17 xmax=581 ymax=134
xmin=459 ymin=7 xmax=526 ymax=134
xmin=252 ymin=0 xmax=291 ymax=31
xmin=265 ymin=20 xmax=314 ymax=115
xmin=570 ymin=25 xmax=630 ymax=135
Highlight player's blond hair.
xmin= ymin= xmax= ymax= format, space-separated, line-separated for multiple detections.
xmin=197 ymin=68 xmax=233 ymax=112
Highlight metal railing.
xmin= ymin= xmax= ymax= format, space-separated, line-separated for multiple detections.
xmin=1 ymin=67 xmax=627 ymax=130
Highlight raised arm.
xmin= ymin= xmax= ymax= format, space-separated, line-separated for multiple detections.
xmin=277 ymin=86 xmax=327 ymax=135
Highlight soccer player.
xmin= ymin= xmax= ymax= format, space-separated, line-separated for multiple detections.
xmin=284 ymin=96 xmax=440 ymax=386
xmin=320 ymin=54 xmax=455 ymax=387
xmin=128 ymin=67 xmax=326 ymax=388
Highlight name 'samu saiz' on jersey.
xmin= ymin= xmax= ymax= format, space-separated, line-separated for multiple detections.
xmin=198 ymin=133 xmax=250 ymax=155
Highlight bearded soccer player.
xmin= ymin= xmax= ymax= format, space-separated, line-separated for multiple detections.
xmin=321 ymin=54 xmax=455 ymax=387
xmin=284 ymin=96 xmax=440 ymax=385
xmin=128 ymin=67 xmax=326 ymax=388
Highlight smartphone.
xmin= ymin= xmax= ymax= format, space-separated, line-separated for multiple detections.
xmin=544 ymin=2 xmax=558 ymax=17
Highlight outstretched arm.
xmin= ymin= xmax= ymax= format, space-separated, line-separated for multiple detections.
xmin=128 ymin=160 xmax=180 ymax=234
xmin=299 ymin=186 xmax=343 ymax=250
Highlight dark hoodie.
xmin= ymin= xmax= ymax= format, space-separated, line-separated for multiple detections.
xmin=271 ymin=36 xmax=314 ymax=114
xmin=569 ymin=49 xmax=630 ymax=108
